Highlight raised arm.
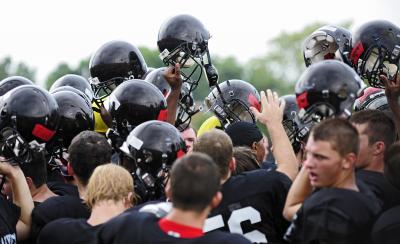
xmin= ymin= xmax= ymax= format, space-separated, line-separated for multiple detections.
xmin=164 ymin=63 xmax=183 ymax=125
xmin=282 ymin=166 xmax=312 ymax=221
xmin=381 ymin=75 xmax=400 ymax=138
xmin=0 ymin=161 xmax=34 ymax=240
xmin=250 ymin=89 xmax=299 ymax=181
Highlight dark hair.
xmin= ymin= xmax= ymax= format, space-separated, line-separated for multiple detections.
xmin=179 ymin=123 xmax=197 ymax=135
xmin=311 ymin=118 xmax=359 ymax=156
xmin=20 ymin=150 xmax=47 ymax=188
xmin=350 ymin=110 xmax=396 ymax=148
xmin=233 ymin=146 xmax=260 ymax=175
xmin=193 ymin=129 xmax=233 ymax=178
xmin=384 ymin=142 xmax=400 ymax=189
xmin=170 ymin=152 xmax=220 ymax=212
xmin=68 ymin=131 xmax=112 ymax=186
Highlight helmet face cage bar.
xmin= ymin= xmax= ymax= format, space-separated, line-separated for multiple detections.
xmin=90 ymin=76 xmax=132 ymax=104
xmin=298 ymin=103 xmax=336 ymax=125
xmin=0 ymin=127 xmax=33 ymax=166
xmin=161 ymin=41 xmax=210 ymax=88
xmin=130 ymin=150 xmax=172 ymax=201
xmin=212 ymin=97 xmax=256 ymax=127
xmin=161 ymin=41 xmax=212 ymax=128
xmin=358 ymin=46 xmax=400 ymax=88
xmin=175 ymin=84 xmax=201 ymax=130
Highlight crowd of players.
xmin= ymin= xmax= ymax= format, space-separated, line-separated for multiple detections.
xmin=1 ymin=14 xmax=400 ymax=244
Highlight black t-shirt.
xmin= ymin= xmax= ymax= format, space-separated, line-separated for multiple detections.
xmin=31 ymin=195 xmax=90 ymax=240
xmin=97 ymin=211 xmax=251 ymax=244
xmin=207 ymin=169 xmax=292 ymax=244
xmin=37 ymin=218 xmax=100 ymax=244
xmin=0 ymin=194 xmax=20 ymax=244
xmin=371 ymin=205 xmax=400 ymax=244
xmin=284 ymin=186 xmax=381 ymax=244
xmin=356 ymin=169 xmax=400 ymax=211
xmin=47 ymin=181 xmax=79 ymax=197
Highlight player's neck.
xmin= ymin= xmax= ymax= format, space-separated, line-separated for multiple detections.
xmin=75 ymin=180 xmax=87 ymax=199
xmin=165 ymin=207 xmax=208 ymax=230
xmin=87 ymin=200 xmax=127 ymax=226
xmin=333 ymin=171 xmax=359 ymax=191
xmin=363 ymin=158 xmax=384 ymax=173
xmin=31 ymin=184 xmax=57 ymax=203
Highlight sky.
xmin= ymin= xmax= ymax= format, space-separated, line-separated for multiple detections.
xmin=0 ymin=0 xmax=399 ymax=86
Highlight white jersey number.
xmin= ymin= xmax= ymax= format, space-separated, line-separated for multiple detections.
xmin=205 ymin=206 xmax=268 ymax=243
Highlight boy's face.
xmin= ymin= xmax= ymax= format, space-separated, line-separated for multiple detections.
xmin=303 ymin=136 xmax=346 ymax=188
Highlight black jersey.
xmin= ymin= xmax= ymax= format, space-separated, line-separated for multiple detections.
xmin=0 ymin=194 xmax=20 ymax=244
xmin=97 ymin=211 xmax=251 ymax=244
xmin=207 ymin=169 xmax=291 ymax=243
xmin=284 ymin=186 xmax=381 ymax=244
xmin=356 ymin=169 xmax=400 ymax=211
xmin=371 ymin=205 xmax=400 ymax=244
xmin=31 ymin=195 xmax=90 ymax=240
xmin=47 ymin=181 xmax=79 ymax=197
xmin=37 ymin=218 xmax=100 ymax=244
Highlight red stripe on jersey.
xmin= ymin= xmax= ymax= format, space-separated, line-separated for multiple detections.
xmin=158 ymin=218 xmax=203 ymax=238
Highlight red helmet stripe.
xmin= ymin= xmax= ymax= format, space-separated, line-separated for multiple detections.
xmin=157 ymin=109 xmax=168 ymax=122
xmin=177 ymin=149 xmax=185 ymax=158
xmin=248 ymin=93 xmax=261 ymax=112
xmin=296 ymin=92 xmax=309 ymax=109
xmin=350 ymin=42 xmax=364 ymax=66
xmin=32 ymin=124 xmax=56 ymax=142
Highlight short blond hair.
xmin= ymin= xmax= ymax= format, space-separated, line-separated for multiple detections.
xmin=85 ymin=164 xmax=134 ymax=208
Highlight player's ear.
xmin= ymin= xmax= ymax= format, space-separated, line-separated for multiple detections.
xmin=228 ymin=157 xmax=236 ymax=173
xmin=210 ymin=191 xmax=222 ymax=209
xmin=25 ymin=177 xmax=34 ymax=189
xmin=342 ymin=152 xmax=357 ymax=169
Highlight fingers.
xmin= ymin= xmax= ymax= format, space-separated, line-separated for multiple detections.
xmin=250 ymin=107 xmax=261 ymax=121
xmin=380 ymin=74 xmax=390 ymax=88
xmin=174 ymin=63 xmax=181 ymax=75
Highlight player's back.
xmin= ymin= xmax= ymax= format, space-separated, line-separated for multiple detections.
xmin=207 ymin=169 xmax=292 ymax=243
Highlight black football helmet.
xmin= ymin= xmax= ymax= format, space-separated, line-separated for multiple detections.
xmin=120 ymin=120 xmax=186 ymax=201
xmin=295 ymin=60 xmax=364 ymax=124
xmin=0 ymin=85 xmax=60 ymax=165
xmin=205 ymin=79 xmax=261 ymax=127
xmin=157 ymin=14 xmax=218 ymax=89
xmin=350 ymin=20 xmax=400 ymax=88
xmin=49 ymin=74 xmax=93 ymax=103
xmin=104 ymin=79 xmax=167 ymax=140
xmin=354 ymin=87 xmax=389 ymax=111
xmin=280 ymin=95 xmax=309 ymax=154
xmin=89 ymin=40 xmax=148 ymax=102
xmin=46 ymin=90 xmax=94 ymax=176
xmin=303 ymin=25 xmax=352 ymax=67
xmin=50 ymin=90 xmax=94 ymax=148
xmin=0 ymin=76 xmax=34 ymax=96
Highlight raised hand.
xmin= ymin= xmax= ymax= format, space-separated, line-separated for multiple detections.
xmin=164 ymin=63 xmax=183 ymax=91
xmin=250 ymin=89 xmax=285 ymax=126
